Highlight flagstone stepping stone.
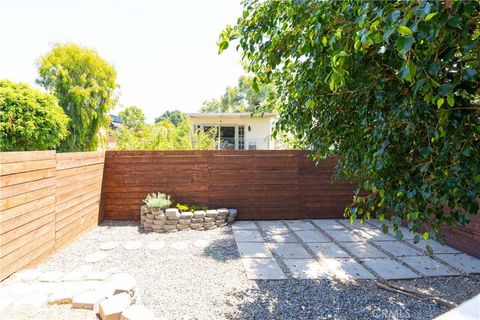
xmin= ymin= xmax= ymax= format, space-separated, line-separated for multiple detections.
xmin=435 ymin=253 xmax=480 ymax=273
xmin=123 ymin=241 xmax=143 ymax=250
xmin=14 ymin=269 xmax=42 ymax=281
xmin=361 ymin=258 xmax=420 ymax=280
xmin=311 ymin=219 xmax=345 ymax=230
xmin=355 ymin=228 xmax=394 ymax=241
xmin=107 ymin=273 xmax=136 ymax=295
xmin=84 ymin=251 xmax=107 ymax=263
xmin=257 ymin=221 xmax=289 ymax=234
xmin=406 ymin=239 xmax=461 ymax=254
xmin=231 ymin=221 xmax=258 ymax=230
xmin=146 ymin=241 xmax=166 ymax=250
xmin=284 ymin=220 xmax=316 ymax=231
xmin=193 ymin=239 xmax=211 ymax=249
xmin=233 ymin=229 xmax=263 ymax=242
xmin=283 ymin=259 xmax=330 ymax=279
xmin=100 ymin=241 xmax=119 ymax=250
xmin=39 ymin=271 xmax=65 ymax=282
xmin=236 ymin=242 xmax=273 ymax=258
xmin=99 ymin=292 xmax=132 ymax=320
xmin=323 ymin=229 xmax=364 ymax=242
xmin=319 ymin=258 xmax=375 ymax=280
xmin=263 ymin=232 xmax=299 ymax=243
xmin=61 ymin=271 xmax=85 ymax=281
xmin=72 ymin=286 xmax=116 ymax=311
xmin=15 ymin=293 xmax=49 ymax=307
xmin=373 ymin=241 xmax=423 ymax=257
xmin=169 ymin=241 xmax=190 ymax=250
xmin=241 ymin=258 xmax=286 ymax=280
xmin=48 ymin=284 xmax=94 ymax=305
xmin=85 ymin=271 xmax=111 ymax=281
xmin=293 ymin=230 xmax=330 ymax=243
xmin=341 ymin=242 xmax=388 ymax=258
xmin=305 ymin=242 xmax=351 ymax=258
xmin=270 ymin=243 xmax=312 ymax=259
xmin=121 ymin=304 xmax=155 ymax=320
xmin=398 ymin=256 xmax=460 ymax=277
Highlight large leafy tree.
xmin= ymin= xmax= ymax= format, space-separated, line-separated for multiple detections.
xmin=0 ymin=80 xmax=69 ymax=151
xmin=201 ymin=75 xmax=275 ymax=112
xmin=36 ymin=43 xmax=118 ymax=151
xmin=220 ymin=0 xmax=480 ymax=243
xmin=118 ymin=106 xmax=145 ymax=130
xmin=155 ymin=109 xmax=185 ymax=126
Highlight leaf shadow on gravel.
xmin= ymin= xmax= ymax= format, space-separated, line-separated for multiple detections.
xmin=201 ymin=228 xmax=240 ymax=262
xmin=221 ymin=277 xmax=479 ymax=320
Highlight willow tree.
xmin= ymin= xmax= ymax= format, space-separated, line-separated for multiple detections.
xmin=37 ymin=43 xmax=118 ymax=151
xmin=220 ymin=0 xmax=480 ymax=244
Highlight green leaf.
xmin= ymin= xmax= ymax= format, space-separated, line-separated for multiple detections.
xmin=383 ymin=29 xmax=395 ymax=42
xmin=447 ymin=93 xmax=454 ymax=107
xmin=396 ymin=36 xmax=414 ymax=56
xmin=425 ymin=12 xmax=437 ymax=21
xmin=437 ymin=98 xmax=444 ymax=108
xmin=422 ymin=232 xmax=429 ymax=240
xmin=322 ymin=36 xmax=327 ymax=46
xmin=426 ymin=245 xmax=433 ymax=256
xmin=463 ymin=68 xmax=477 ymax=81
xmin=381 ymin=223 xmax=388 ymax=234
xmin=397 ymin=26 xmax=412 ymax=36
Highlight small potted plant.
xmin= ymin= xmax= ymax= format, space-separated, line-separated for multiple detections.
xmin=144 ymin=192 xmax=172 ymax=215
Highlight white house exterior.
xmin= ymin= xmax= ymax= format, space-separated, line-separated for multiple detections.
xmin=187 ymin=113 xmax=280 ymax=150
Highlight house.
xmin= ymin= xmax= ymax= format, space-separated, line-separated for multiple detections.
xmin=187 ymin=112 xmax=281 ymax=150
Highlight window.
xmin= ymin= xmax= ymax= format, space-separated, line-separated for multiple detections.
xmin=238 ymin=126 xmax=245 ymax=150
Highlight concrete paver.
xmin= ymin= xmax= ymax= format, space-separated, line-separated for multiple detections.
xmin=269 ymin=243 xmax=312 ymax=259
xmin=361 ymin=258 xmax=420 ymax=279
xmin=283 ymin=259 xmax=330 ymax=279
xmin=241 ymin=258 xmax=286 ymax=280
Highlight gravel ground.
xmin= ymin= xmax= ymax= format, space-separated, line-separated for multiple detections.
xmin=1 ymin=220 xmax=479 ymax=320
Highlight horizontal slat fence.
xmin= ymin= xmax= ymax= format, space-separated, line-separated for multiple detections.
xmin=102 ymin=151 xmax=355 ymax=220
xmin=0 ymin=151 xmax=104 ymax=281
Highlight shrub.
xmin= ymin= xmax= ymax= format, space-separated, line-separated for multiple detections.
xmin=0 ymin=80 xmax=69 ymax=151
xmin=144 ymin=192 xmax=172 ymax=210
xmin=176 ymin=203 xmax=190 ymax=212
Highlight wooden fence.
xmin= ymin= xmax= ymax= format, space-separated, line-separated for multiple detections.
xmin=0 ymin=151 xmax=104 ymax=280
xmin=102 ymin=151 xmax=355 ymax=220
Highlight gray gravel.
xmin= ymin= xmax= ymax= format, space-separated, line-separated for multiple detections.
xmin=1 ymin=220 xmax=479 ymax=320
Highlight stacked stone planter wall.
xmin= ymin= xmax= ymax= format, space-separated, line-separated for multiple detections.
xmin=140 ymin=207 xmax=238 ymax=232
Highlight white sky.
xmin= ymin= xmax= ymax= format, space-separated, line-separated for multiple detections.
xmin=0 ymin=0 xmax=244 ymax=123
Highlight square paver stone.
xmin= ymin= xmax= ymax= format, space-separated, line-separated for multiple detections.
xmin=324 ymin=229 xmax=364 ymax=242
xmin=355 ymin=229 xmax=395 ymax=241
xmin=294 ymin=230 xmax=330 ymax=243
xmin=236 ymin=242 xmax=273 ymax=258
xmin=435 ymin=253 xmax=480 ymax=273
xmin=233 ymin=229 xmax=264 ymax=242
xmin=232 ymin=221 xmax=258 ymax=230
xmin=263 ymin=232 xmax=299 ymax=243
xmin=361 ymin=258 xmax=420 ymax=280
xmin=269 ymin=243 xmax=312 ymax=259
xmin=311 ymin=219 xmax=345 ymax=230
xmin=398 ymin=256 xmax=460 ymax=277
xmin=257 ymin=221 xmax=289 ymax=234
xmin=406 ymin=239 xmax=461 ymax=254
xmin=283 ymin=259 xmax=330 ymax=279
xmin=306 ymin=242 xmax=351 ymax=258
xmin=373 ymin=241 xmax=423 ymax=257
xmin=341 ymin=242 xmax=388 ymax=258
xmin=284 ymin=220 xmax=317 ymax=231
xmin=320 ymin=258 xmax=375 ymax=280
xmin=336 ymin=219 xmax=378 ymax=230
xmin=241 ymin=258 xmax=286 ymax=280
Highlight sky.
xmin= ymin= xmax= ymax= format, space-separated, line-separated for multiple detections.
xmin=0 ymin=0 xmax=245 ymax=123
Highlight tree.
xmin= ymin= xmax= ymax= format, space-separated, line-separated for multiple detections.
xmin=220 ymin=0 xmax=480 ymax=245
xmin=155 ymin=110 xmax=185 ymax=126
xmin=0 ymin=80 xmax=69 ymax=151
xmin=200 ymin=75 xmax=275 ymax=112
xmin=113 ymin=117 xmax=216 ymax=150
xmin=119 ymin=106 xmax=145 ymax=130
xmin=36 ymin=43 xmax=118 ymax=151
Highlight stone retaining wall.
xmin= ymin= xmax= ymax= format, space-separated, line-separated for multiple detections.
xmin=140 ymin=207 xmax=238 ymax=232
